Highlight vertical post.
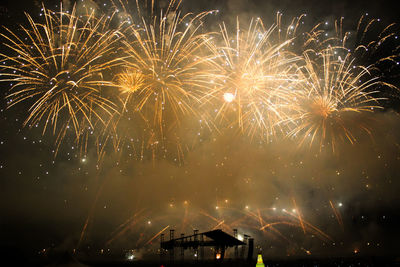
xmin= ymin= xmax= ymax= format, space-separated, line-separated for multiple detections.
xmin=194 ymin=229 xmax=199 ymax=261
xmin=221 ymin=246 xmax=225 ymax=261
xmin=180 ymin=233 xmax=184 ymax=261
xmin=160 ymin=233 xmax=165 ymax=262
xmin=247 ymin=238 xmax=254 ymax=262
xmin=200 ymin=234 xmax=204 ymax=261
xmin=241 ymin=234 xmax=249 ymax=258
xmin=169 ymin=229 xmax=175 ymax=263
xmin=233 ymin=229 xmax=238 ymax=259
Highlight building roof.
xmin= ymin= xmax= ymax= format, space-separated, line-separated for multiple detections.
xmin=203 ymin=229 xmax=245 ymax=246
xmin=161 ymin=229 xmax=246 ymax=249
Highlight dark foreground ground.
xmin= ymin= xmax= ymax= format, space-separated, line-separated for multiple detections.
xmin=23 ymin=256 xmax=400 ymax=267
xmin=79 ymin=258 xmax=400 ymax=267
xmin=3 ymin=248 xmax=400 ymax=267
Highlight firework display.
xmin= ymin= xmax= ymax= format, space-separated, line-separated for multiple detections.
xmin=1 ymin=0 xmax=400 ymax=263
xmin=0 ymin=1 xmax=397 ymax=155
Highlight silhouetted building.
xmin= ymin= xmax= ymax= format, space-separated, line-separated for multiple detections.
xmin=160 ymin=229 xmax=254 ymax=263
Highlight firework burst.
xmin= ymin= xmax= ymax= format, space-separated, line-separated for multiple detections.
xmin=98 ymin=2 xmax=215 ymax=161
xmin=303 ymin=15 xmax=400 ymax=102
xmin=287 ymin=48 xmax=384 ymax=152
xmin=203 ymin=17 xmax=300 ymax=140
xmin=0 ymin=5 xmax=123 ymax=152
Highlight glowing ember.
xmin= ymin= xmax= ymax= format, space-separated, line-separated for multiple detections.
xmin=223 ymin=92 xmax=235 ymax=103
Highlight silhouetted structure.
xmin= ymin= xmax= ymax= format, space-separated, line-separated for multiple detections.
xmin=160 ymin=229 xmax=252 ymax=262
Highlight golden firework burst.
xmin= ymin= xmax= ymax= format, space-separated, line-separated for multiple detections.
xmin=287 ymin=48 xmax=383 ymax=152
xmin=203 ymin=17 xmax=300 ymax=140
xmin=0 ymin=5 xmax=124 ymax=152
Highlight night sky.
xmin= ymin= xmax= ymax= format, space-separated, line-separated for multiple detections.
xmin=1 ymin=0 xmax=400 ymax=264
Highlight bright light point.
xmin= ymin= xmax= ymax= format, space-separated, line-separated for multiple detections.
xmin=237 ymin=234 xmax=244 ymax=241
xmin=81 ymin=158 xmax=86 ymax=163
xmin=245 ymin=205 xmax=249 ymax=209
xmin=282 ymin=209 xmax=286 ymax=212
xmin=215 ymin=206 xmax=219 ymax=210
xmin=147 ymin=220 xmax=151 ymax=225
xmin=338 ymin=203 xmax=343 ymax=207
xmin=223 ymin=92 xmax=235 ymax=103
xmin=224 ymin=199 xmax=228 ymax=203
xmin=292 ymin=209 xmax=296 ymax=213
xmin=272 ymin=207 xmax=276 ymax=211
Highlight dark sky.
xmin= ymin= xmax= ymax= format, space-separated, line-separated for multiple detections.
xmin=1 ymin=0 xmax=399 ymax=22
xmin=1 ymin=0 xmax=400 ymax=264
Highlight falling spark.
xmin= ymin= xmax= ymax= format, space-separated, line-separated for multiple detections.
xmin=329 ymin=200 xmax=344 ymax=229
